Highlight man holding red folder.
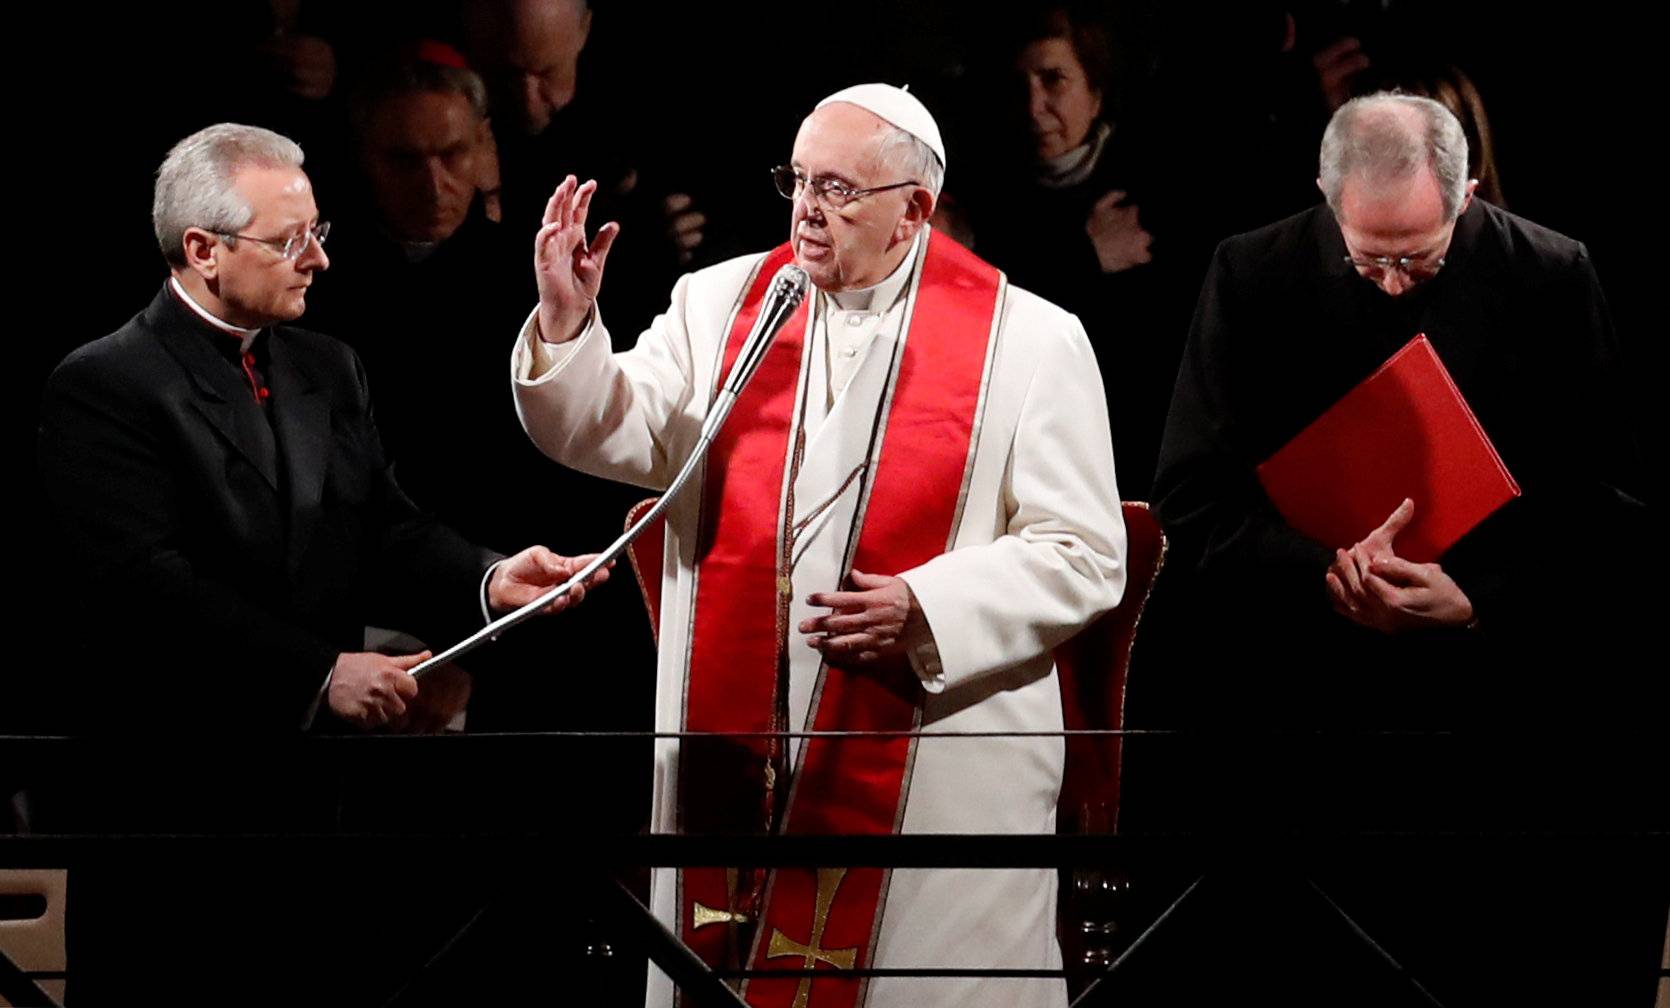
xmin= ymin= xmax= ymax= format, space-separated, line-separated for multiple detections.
xmin=1155 ymin=91 xmax=1642 ymax=723
xmin=1146 ymin=92 xmax=1656 ymax=1005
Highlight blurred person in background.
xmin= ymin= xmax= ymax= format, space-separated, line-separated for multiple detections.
xmin=954 ymin=4 xmax=1175 ymax=498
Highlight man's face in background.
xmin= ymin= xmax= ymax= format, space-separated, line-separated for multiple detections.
xmin=360 ymin=89 xmax=490 ymax=244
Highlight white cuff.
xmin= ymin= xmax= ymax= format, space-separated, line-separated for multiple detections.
xmin=479 ymin=560 xmax=502 ymax=626
xmin=515 ymin=305 xmax=596 ymax=383
xmin=903 ymin=623 xmax=946 ymax=694
xmin=300 ymin=662 xmax=334 ymax=730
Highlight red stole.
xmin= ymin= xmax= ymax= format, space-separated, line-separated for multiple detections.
xmin=678 ymin=233 xmax=1003 ymax=1008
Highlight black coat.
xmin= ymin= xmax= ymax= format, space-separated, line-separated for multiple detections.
xmin=1151 ymin=197 xmax=1646 ymax=720
xmin=1134 ymin=197 xmax=1655 ymax=827
xmin=965 ymin=130 xmax=1184 ymax=500
xmin=37 ymin=285 xmax=498 ymax=734
xmin=1134 ymin=197 xmax=1661 ymax=1008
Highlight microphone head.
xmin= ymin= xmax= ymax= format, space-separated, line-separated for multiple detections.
xmin=717 ymin=263 xmax=812 ymax=398
xmin=771 ymin=264 xmax=811 ymax=307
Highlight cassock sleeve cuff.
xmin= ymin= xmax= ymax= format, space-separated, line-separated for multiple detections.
xmin=513 ymin=305 xmax=599 ymax=385
xmin=897 ymin=572 xmax=948 ymax=694
xmin=906 ymin=637 xmax=946 ymax=693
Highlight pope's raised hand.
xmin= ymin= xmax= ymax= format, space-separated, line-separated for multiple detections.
xmin=535 ymin=175 xmax=621 ymax=345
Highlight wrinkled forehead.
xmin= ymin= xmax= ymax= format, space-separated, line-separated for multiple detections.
xmin=791 ymin=103 xmax=892 ymax=176
xmin=235 ymin=165 xmax=319 ymax=228
xmin=1336 ymin=169 xmax=1449 ymax=245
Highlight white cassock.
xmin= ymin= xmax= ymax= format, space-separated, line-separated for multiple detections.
xmin=512 ymin=230 xmax=1126 ymax=1008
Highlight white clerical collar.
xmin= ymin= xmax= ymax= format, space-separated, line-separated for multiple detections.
xmin=825 ymin=232 xmax=921 ymax=313
xmin=169 ymin=276 xmax=261 ymax=352
xmin=402 ymin=241 xmax=441 ymax=263
xmin=1037 ymin=121 xmax=1112 ymax=190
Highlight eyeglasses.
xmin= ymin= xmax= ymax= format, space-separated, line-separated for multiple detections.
xmin=218 ymin=221 xmax=331 ymax=261
xmin=771 ymin=165 xmax=917 ymax=209
xmin=1341 ymin=252 xmax=1445 ymax=281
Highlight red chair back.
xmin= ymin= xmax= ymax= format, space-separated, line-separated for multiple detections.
xmin=1052 ymin=502 xmax=1167 ymax=833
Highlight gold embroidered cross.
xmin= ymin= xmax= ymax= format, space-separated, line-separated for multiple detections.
xmin=766 ymin=867 xmax=858 ymax=1008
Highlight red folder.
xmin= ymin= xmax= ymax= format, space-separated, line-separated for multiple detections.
xmin=1255 ymin=334 xmax=1520 ymax=563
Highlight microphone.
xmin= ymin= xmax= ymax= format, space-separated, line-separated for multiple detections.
xmin=729 ymin=263 xmax=811 ymax=394
xmin=702 ymin=264 xmax=810 ymax=438
xmin=410 ymin=262 xmax=811 ymax=678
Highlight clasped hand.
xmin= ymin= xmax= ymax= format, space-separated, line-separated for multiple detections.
xmin=800 ymin=570 xmax=926 ymax=672
xmin=1324 ymin=498 xmax=1475 ymax=633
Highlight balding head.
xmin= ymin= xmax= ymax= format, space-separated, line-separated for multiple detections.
xmin=463 ymin=0 xmax=592 ymax=135
xmin=1320 ymin=94 xmax=1479 ymax=297
xmin=1319 ymin=92 xmax=1471 ymax=221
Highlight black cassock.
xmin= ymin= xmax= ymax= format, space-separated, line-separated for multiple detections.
xmin=39 ymin=284 xmax=499 ymax=735
xmin=1127 ymin=198 xmax=1662 ymax=1008
xmin=35 ymin=284 xmax=509 ymax=1004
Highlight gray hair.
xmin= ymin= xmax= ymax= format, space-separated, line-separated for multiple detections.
xmin=876 ymin=126 xmax=944 ymax=199
xmin=152 ymin=123 xmax=306 ymax=268
xmin=1319 ymin=92 xmax=1470 ymax=221
xmin=347 ymin=60 xmax=491 ymax=136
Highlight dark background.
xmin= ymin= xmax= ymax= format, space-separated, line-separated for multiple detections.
xmin=12 ymin=0 xmax=1657 ymax=725
xmin=18 ymin=2 xmax=1655 ymax=389
xmin=5 ymin=5 xmax=1660 ymax=1003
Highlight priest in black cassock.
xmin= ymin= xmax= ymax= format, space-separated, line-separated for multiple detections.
xmin=37 ymin=120 xmax=607 ymax=1005
xmin=1135 ymin=92 xmax=1660 ymax=1007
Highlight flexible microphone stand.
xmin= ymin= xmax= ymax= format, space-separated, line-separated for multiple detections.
xmin=410 ymin=264 xmax=811 ymax=678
